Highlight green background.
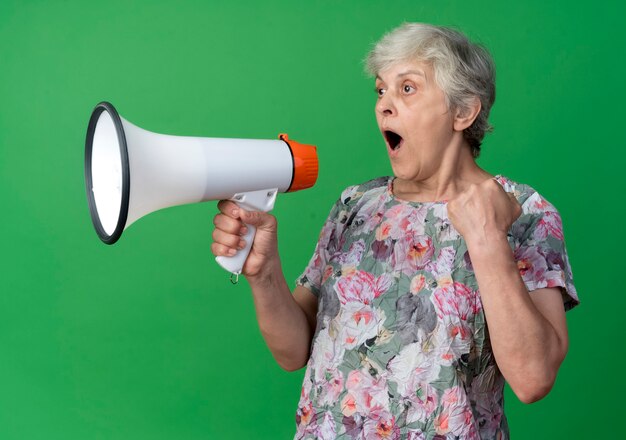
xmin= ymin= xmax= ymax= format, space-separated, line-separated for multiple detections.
xmin=1 ymin=0 xmax=624 ymax=438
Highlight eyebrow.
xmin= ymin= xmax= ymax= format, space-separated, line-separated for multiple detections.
xmin=376 ymin=69 xmax=426 ymax=82
xmin=398 ymin=69 xmax=426 ymax=78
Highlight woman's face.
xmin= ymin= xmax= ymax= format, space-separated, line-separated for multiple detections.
xmin=375 ymin=60 xmax=457 ymax=182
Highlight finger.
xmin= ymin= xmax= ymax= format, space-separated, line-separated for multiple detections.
xmin=488 ymin=177 xmax=505 ymax=191
xmin=213 ymin=213 xmax=247 ymax=235
xmin=211 ymin=242 xmax=238 ymax=257
xmin=212 ymin=228 xmax=246 ymax=250
xmin=217 ymin=200 xmax=242 ymax=219
xmin=504 ymin=191 xmax=520 ymax=206
xmin=239 ymin=209 xmax=277 ymax=232
xmin=506 ymin=192 xmax=522 ymax=215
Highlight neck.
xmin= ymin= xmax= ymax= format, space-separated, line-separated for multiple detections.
xmin=393 ymin=140 xmax=492 ymax=203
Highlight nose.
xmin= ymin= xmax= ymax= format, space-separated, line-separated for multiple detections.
xmin=375 ymin=93 xmax=395 ymax=117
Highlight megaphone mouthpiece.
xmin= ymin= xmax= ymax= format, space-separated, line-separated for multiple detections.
xmin=279 ymin=133 xmax=318 ymax=192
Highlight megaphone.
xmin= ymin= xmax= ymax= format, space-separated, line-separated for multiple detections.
xmin=84 ymin=101 xmax=318 ymax=275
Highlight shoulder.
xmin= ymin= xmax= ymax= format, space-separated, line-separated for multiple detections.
xmin=495 ymin=175 xmax=559 ymax=216
xmin=337 ymin=176 xmax=390 ymax=206
xmin=323 ymin=177 xmax=390 ymax=225
xmin=497 ymin=175 xmax=565 ymax=243
xmin=498 ymin=176 xmax=578 ymax=308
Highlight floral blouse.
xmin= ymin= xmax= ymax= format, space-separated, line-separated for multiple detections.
xmin=294 ymin=175 xmax=578 ymax=440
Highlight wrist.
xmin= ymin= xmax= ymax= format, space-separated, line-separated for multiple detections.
xmin=465 ymin=230 xmax=511 ymax=259
xmin=464 ymin=227 xmax=508 ymax=249
xmin=246 ymin=257 xmax=283 ymax=288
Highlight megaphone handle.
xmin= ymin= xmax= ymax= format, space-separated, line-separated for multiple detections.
xmin=214 ymin=188 xmax=277 ymax=276
xmin=215 ymin=223 xmax=256 ymax=275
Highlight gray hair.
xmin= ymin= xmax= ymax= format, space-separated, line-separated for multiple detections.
xmin=365 ymin=23 xmax=496 ymax=157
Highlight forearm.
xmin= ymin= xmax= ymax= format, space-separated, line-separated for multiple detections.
xmin=467 ymin=234 xmax=566 ymax=403
xmin=247 ymin=259 xmax=313 ymax=371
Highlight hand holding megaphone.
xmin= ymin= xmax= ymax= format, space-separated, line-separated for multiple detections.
xmin=85 ymin=102 xmax=318 ymax=275
xmin=212 ymin=200 xmax=279 ymax=278
xmin=213 ymin=189 xmax=277 ymax=275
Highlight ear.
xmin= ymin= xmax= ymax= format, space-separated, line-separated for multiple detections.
xmin=453 ymin=96 xmax=481 ymax=132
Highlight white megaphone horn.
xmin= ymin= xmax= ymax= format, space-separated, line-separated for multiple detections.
xmin=84 ymin=101 xmax=318 ymax=275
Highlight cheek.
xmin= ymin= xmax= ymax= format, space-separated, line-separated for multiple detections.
xmin=409 ymin=94 xmax=451 ymax=124
xmin=404 ymin=106 xmax=435 ymax=130
xmin=410 ymin=113 xmax=453 ymax=142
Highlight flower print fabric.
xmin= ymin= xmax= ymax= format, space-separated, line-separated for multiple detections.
xmin=295 ymin=175 xmax=578 ymax=440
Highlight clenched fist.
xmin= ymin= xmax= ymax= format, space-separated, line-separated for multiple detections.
xmin=447 ymin=178 xmax=522 ymax=246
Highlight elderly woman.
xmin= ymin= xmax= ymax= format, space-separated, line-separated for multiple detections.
xmin=211 ymin=23 xmax=578 ymax=440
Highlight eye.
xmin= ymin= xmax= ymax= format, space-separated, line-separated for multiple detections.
xmin=375 ymin=87 xmax=386 ymax=97
xmin=402 ymin=84 xmax=416 ymax=94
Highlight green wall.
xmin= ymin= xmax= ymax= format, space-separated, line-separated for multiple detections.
xmin=1 ymin=0 xmax=624 ymax=438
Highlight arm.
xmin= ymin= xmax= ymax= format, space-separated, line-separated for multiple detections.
xmin=448 ymin=179 xmax=569 ymax=403
xmin=248 ymin=273 xmax=318 ymax=371
xmin=466 ymin=235 xmax=568 ymax=403
xmin=211 ymin=201 xmax=317 ymax=371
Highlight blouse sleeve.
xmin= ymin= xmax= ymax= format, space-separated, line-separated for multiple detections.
xmin=513 ymin=191 xmax=579 ymax=311
xmin=295 ymin=194 xmax=350 ymax=297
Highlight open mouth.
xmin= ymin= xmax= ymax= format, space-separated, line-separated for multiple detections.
xmin=384 ymin=130 xmax=403 ymax=151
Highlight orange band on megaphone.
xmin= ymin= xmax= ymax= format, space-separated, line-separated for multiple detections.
xmin=279 ymin=134 xmax=319 ymax=192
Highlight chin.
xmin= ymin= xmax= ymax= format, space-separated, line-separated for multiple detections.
xmin=390 ymin=164 xmax=420 ymax=181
